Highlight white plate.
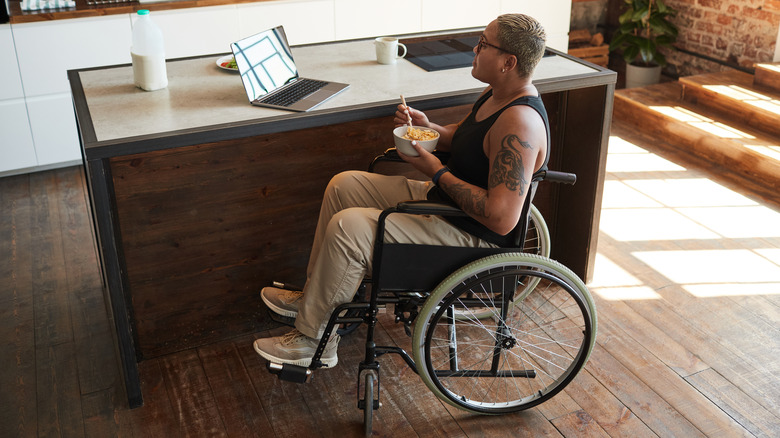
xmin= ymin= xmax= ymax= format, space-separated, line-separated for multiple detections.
xmin=216 ymin=55 xmax=238 ymax=72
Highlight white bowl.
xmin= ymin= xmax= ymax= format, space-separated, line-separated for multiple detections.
xmin=393 ymin=126 xmax=439 ymax=156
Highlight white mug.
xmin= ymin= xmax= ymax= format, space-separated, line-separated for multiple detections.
xmin=375 ymin=37 xmax=407 ymax=64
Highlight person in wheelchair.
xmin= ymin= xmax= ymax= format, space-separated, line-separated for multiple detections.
xmin=254 ymin=13 xmax=550 ymax=368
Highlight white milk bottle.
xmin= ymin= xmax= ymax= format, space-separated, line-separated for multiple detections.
xmin=131 ymin=10 xmax=168 ymax=91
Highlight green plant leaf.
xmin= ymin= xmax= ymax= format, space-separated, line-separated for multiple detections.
xmin=619 ymin=8 xmax=639 ymax=26
xmin=623 ymin=45 xmax=639 ymax=63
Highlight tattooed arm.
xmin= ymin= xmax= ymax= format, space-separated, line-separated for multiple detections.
xmin=437 ymin=105 xmax=547 ymax=235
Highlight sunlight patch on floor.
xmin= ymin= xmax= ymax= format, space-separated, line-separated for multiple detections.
xmin=683 ymin=283 xmax=780 ymax=297
xmin=606 ymin=136 xmax=687 ymax=173
xmin=632 ymin=249 xmax=780 ymax=284
xmin=598 ymin=133 xmax=780 ymax=298
xmin=622 ymin=178 xmax=758 ymax=208
xmin=600 ymin=208 xmax=721 ymax=241
xmin=600 ymin=180 xmax=663 ymax=209
xmin=589 ymin=254 xmax=662 ymax=300
xmin=675 ymin=206 xmax=780 ymax=238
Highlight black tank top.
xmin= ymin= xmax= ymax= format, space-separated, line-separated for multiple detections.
xmin=427 ymin=90 xmax=550 ymax=247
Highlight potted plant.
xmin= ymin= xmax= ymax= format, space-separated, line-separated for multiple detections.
xmin=609 ymin=0 xmax=679 ymax=88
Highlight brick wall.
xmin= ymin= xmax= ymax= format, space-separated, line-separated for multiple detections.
xmin=663 ymin=0 xmax=780 ymax=76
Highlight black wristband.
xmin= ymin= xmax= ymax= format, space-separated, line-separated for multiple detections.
xmin=432 ymin=166 xmax=450 ymax=185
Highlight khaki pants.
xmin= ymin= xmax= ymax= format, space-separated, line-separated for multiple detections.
xmin=295 ymin=170 xmax=496 ymax=339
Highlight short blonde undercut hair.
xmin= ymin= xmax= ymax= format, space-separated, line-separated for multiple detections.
xmin=496 ymin=14 xmax=547 ymax=78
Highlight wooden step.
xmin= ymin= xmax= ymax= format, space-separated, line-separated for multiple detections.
xmin=614 ymin=81 xmax=780 ymax=194
xmin=754 ymin=62 xmax=780 ymax=93
xmin=678 ymin=70 xmax=780 ymax=138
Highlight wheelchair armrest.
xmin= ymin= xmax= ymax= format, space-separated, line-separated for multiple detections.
xmin=369 ymin=148 xmax=451 ymax=172
xmin=396 ymin=200 xmax=469 ymax=217
xmin=535 ymin=169 xmax=577 ymax=185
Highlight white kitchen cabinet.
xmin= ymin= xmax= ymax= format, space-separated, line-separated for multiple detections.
xmin=236 ymin=0 xmax=335 ymax=45
xmin=500 ymin=0 xmax=570 ymax=51
xmin=334 ymin=0 xmax=422 ymax=41
xmin=13 ymin=15 xmax=132 ymax=97
xmin=149 ymin=5 xmax=240 ymax=58
xmin=0 ymin=99 xmax=37 ymax=173
xmin=0 ymin=25 xmax=24 ymax=101
xmin=25 ymin=93 xmax=81 ymax=166
xmin=421 ymin=0 xmax=500 ymax=33
xmin=0 ymin=24 xmax=37 ymax=175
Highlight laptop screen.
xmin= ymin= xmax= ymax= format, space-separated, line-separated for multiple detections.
xmin=231 ymin=27 xmax=299 ymax=102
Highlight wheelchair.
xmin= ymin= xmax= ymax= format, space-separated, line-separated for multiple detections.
xmin=265 ymin=148 xmax=598 ymax=436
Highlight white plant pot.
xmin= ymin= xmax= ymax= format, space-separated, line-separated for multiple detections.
xmin=625 ymin=63 xmax=662 ymax=88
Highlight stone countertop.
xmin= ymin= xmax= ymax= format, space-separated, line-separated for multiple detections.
xmin=74 ymin=38 xmax=602 ymax=146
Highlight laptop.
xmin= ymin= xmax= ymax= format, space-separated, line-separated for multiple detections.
xmin=230 ymin=26 xmax=350 ymax=112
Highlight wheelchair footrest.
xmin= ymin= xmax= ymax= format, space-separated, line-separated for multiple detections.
xmin=267 ymin=362 xmax=311 ymax=383
xmin=268 ymin=310 xmax=296 ymax=327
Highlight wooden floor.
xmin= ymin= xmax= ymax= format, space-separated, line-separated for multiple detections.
xmin=2 ymin=118 xmax=780 ymax=437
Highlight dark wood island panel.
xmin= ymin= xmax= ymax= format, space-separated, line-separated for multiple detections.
xmin=108 ymin=107 xmax=463 ymax=360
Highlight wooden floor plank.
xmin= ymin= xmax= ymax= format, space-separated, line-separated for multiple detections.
xmin=55 ymin=167 xmax=119 ymax=397
xmin=198 ymin=338 xmax=275 ymax=437
xmin=28 ymin=170 xmax=87 ymax=437
xmin=596 ymin=316 xmax=753 ymax=437
xmin=81 ymin=388 xmax=120 ymax=438
xmin=376 ymin=312 xmax=564 ymax=438
xmin=238 ymin=329 xmax=323 ymax=438
xmin=304 ymin=323 xmax=419 ymax=437
xmin=550 ymin=410 xmax=611 ymax=437
xmin=0 ymin=174 xmax=37 ymax=437
xmin=583 ymin=341 xmax=706 ymax=437
xmin=159 ymin=350 xmax=227 ymax=436
xmin=596 ymin=296 xmax=709 ymax=377
xmin=116 ymin=359 xmax=180 ymax=437
xmin=29 ymin=171 xmax=73 ymax=348
xmin=375 ymin=315 xmax=468 ymax=438
xmin=35 ymin=342 xmax=86 ymax=437
xmin=686 ymin=368 xmax=780 ymax=438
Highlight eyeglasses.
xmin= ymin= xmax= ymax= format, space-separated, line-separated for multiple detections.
xmin=476 ymin=35 xmax=511 ymax=55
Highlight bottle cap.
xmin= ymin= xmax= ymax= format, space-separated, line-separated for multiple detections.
xmin=137 ymin=9 xmax=150 ymax=15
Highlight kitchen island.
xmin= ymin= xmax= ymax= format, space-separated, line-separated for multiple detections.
xmin=69 ymin=31 xmax=615 ymax=407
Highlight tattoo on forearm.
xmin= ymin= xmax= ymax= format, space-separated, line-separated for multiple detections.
xmin=488 ymin=134 xmax=531 ymax=196
xmin=447 ymin=181 xmax=488 ymax=218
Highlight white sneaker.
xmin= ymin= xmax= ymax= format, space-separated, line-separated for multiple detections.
xmin=253 ymin=328 xmax=339 ymax=368
xmin=261 ymin=287 xmax=303 ymax=318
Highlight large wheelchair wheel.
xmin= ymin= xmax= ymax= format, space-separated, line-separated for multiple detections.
xmin=412 ymin=253 xmax=596 ymax=414
xmin=524 ymin=204 xmax=550 ymax=257
xmin=453 ymin=205 xmax=549 ymax=321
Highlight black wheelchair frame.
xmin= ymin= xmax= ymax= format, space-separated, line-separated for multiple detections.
xmin=266 ymin=149 xmax=595 ymax=435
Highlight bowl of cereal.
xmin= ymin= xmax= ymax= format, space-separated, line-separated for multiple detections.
xmin=393 ymin=126 xmax=439 ymax=156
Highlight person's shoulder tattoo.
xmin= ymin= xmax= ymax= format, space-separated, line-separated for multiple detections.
xmin=488 ymin=134 xmax=531 ymax=196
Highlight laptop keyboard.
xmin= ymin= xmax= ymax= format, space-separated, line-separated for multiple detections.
xmin=258 ymin=79 xmax=328 ymax=107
